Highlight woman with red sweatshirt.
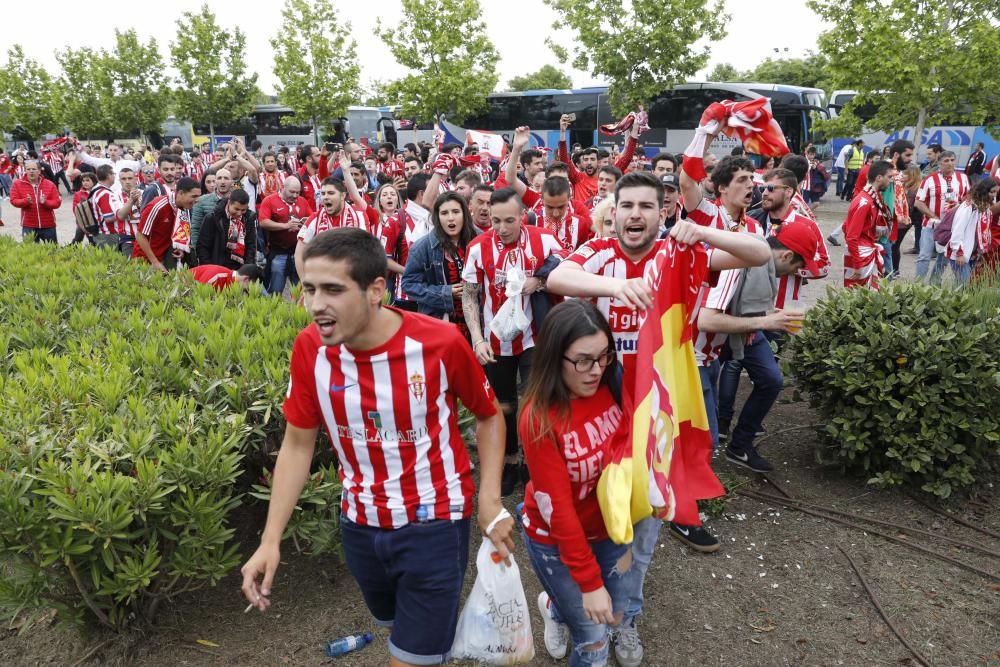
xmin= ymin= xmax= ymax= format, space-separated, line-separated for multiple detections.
xmin=519 ymin=299 xmax=634 ymax=667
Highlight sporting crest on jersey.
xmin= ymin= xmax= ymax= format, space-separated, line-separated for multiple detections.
xmin=408 ymin=372 xmax=426 ymax=401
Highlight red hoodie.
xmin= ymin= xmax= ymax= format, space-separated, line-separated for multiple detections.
xmin=10 ymin=176 xmax=61 ymax=228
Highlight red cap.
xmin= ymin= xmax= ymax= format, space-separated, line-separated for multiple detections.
xmin=774 ymin=221 xmax=821 ymax=276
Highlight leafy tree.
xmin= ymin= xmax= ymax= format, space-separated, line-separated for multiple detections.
xmin=809 ymin=0 xmax=1000 ymax=141
xmin=749 ymin=52 xmax=832 ymax=92
xmin=53 ymin=47 xmax=118 ymax=140
xmin=545 ymin=0 xmax=727 ymax=114
xmin=359 ymin=78 xmax=393 ymax=107
xmin=376 ymin=0 xmax=498 ymax=124
xmin=706 ymin=62 xmax=745 ymax=82
xmin=507 ymin=65 xmax=573 ymax=91
xmin=0 ymin=45 xmax=59 ymax=141
xmin=271 ymin=0 xmax=360 ymax=144
xmin=170 ymin=4 xmax=259 ymax=145
xmin=105 ymin=30 xmax=170 ymax=138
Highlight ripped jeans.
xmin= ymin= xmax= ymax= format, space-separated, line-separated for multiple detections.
xmin=524 ymin=531 xmax=632 ymax=666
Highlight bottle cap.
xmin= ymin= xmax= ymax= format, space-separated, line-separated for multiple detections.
xmin=364 ymin=632 xmax=373 ymax=643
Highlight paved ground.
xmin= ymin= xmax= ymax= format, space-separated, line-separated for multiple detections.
xmin=0 ymin=190 xmax=922 ymax=305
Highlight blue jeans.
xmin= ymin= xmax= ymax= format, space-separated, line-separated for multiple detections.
xmin=0 ymin=174 xmax=12 ymax=197
xmin=340 ymin=516 xmax=470 ymax=665
xmin=950 ymin=258 xmax=974 ymax=285
xmin=729 ymin=333 xmax=783 ymax=453
xmin=266 ymin=253 xmax=298 ymax=296
xmin=525 ymin=532 xmax=631 ymax=667
xmin=22 ymin=227 xmax=58 ymax=243
xmin=717 ymin=358 xmax=742 ymax=430
xmin=698 ymin=362 xmax=721 ymax=449
xmin=916 ymin=224 xmax=946 ymax=281
xmin=879 ymin=238 xmax=893 ymax=276
xmin=835 ymin=166 xmax=846 ymax=196
xmin=622 ymin=516 xmax=662 ymax=625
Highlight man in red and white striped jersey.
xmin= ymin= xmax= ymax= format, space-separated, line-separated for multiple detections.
xmin=914 ymin=150 xmax=969 ymax=280
xmin=90 ymin=164 xmax=139 ymax=255
xmin=537 ymin=176 xmax=594 ymax=253
xmin=258 ymin=152 xmax=288 ymax=201
xmin=680 ymin=130 xmax=759 ymax=233
xmin=240 ymin=228 xmax=513 ymax=667
xmin=461 ymin=188 xmax=564 ymax=496
xmin=294 ymin=178 xmax=369 ymax=280
xmin=132 ymin=177 xmax=202 ymax=273
xmin=844 ymin=161 xmax=895 ymax=289
xmin=547 ymin=171 xmax=770 ymax=661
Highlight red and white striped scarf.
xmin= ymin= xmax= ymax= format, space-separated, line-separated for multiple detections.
xmin=169 ymin=191 xmax=192 ymax=252
xmin=261 ymin=169 xmax=287 ymax=199
xmin=226 ymin=214 xmax=247 ymax=263
xmin=313 ymin=204 xmax=366 ymax=234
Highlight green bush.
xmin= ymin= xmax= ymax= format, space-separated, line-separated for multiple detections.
xmin=0 ymin=239 xmax=336 ymax=631
xmin=789 ymin=281 xmax=1000 ymax=498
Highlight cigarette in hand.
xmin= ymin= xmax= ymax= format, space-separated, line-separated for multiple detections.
xmin=243 ymin=603 xmax=254 ymax=613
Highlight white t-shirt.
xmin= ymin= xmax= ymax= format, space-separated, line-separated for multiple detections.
xmin=834 ymin=144 xmax=852 ymax=169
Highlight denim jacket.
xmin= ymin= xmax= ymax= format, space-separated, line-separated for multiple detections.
xmin=401 ymin=232 xmax=458 ymax=318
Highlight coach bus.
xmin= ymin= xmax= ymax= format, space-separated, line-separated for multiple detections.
xmin=419 ymin=82 xmax=828 ymax=158
xmin=159 ymin=105 xmax=392 ymax=151
xmin=827 ymin=89 xmax=998 ymax=167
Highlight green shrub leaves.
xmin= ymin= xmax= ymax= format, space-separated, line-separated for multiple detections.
xmin=790 ymin=282 xmax=1000 ymax=498
xmin=0 ymin=239 xmax=328 ymax=631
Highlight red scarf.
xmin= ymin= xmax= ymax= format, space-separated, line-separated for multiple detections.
xmin=226 ymin=214 xmax=246 ymax=262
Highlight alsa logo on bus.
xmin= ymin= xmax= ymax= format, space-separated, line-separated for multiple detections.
xmin=885 ymin=128 xmax=973 ymax=147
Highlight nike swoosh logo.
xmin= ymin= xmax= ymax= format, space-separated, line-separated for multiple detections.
xmin=330 ymin=383 xmax=357 ymax=393
xmin=676 ymin=526 xmax=690 ymax=536
xmin=731 ymin=451 xmax=749 ymax=462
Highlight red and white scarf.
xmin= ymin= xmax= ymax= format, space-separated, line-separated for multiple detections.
xmin=312 ymin=204 xmax=366 ymax=234
xmin=261 ymin=169 xmax=287 ymax=199
xmin=169 ymin=191 xmax=192 ymax=252
xmin=226 ymin=214 xmax=247 ymax=263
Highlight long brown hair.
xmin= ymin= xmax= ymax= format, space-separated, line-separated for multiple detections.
xmin=521 ymin=300 xmax=618 ymax=444
xmin=967 ymin=177 xmax=998 ymax=211
xmin=431 ymin=191 xmax=474 ymax=256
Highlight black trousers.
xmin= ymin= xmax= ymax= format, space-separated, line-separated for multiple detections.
xmin=484 ymin=348 xmax=534 ymax=458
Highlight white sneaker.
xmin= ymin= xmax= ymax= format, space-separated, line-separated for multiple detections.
xmin=536 ymin=591 xmax=569 ymax=659
xmin=611 ymin=618 xmax=644 ymax=667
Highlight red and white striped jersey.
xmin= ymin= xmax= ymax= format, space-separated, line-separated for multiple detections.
xmin=120 ymin=189 xmax=141 ymax=236
xmin=462 ymin=226 xmax=563 ymax=356
xmin=564 ymin=237 xmax=714 ymax=381
xmin=43 ymin=151 xmax=64 ymax=173
xmin=537 ymin=211 xmax=593 ymax=254
xmin=297 ymin=205 xmax=368 ymax=244
xmin=765 ymin=205 xmax=829 ymax=308
xmin=90 ymin=184 xmax=125 ymax=235
xmin=186 ymin=160 xmax=206 ymax=182
xmin=299 ymin=168 xmax=322 ymax=210
xmin=693 ymin=268 xmax=744 ymax=366
xmin=917 ymin=171 xmax=969 ymax=222
xmin=282 ymin=311 xmax=498 ymax=528
xmin=790 ymin=191 xmax=816 ymax=221
xmin=687 ymin=198 xmax=762 ymax=234
xmin=259 ymin=169 xmax=287 ymax=200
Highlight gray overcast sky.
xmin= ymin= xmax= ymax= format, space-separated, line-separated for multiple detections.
xmin=10 ymin=0 xmax=828 ymax=94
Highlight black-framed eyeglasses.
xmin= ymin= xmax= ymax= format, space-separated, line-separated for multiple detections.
xmin=760 ymin=184 xmax=790 ymax=193
xmin=563 ymin=351 xmax=617 ymax=373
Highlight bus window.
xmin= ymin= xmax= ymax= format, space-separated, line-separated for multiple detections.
xmin=554 ymin=93 xmax=598 ymax=129
xmin=521 ymin=95 xmax=561 ymax=129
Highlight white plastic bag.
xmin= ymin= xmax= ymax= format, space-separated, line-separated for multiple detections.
xmin=489 ymin=267 xmax=530 ymax=342
xmin=451 ymin=539 xmax=535 ymax=665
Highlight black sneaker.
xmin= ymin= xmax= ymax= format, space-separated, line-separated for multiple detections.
xmin=826 ymin=233 xmax=841 ymax=246
xmin=669 ymin=522 xmax=721 ymax=553
xmin=501 ymin=463 xmax=519 ymax=497
xmin=725 ymin=446 xmax=773 ymax=472
xmin=718 ymin=419 xmax=731 ymax=444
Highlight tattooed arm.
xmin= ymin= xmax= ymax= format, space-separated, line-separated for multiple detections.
xmin=462 ymin=281 xmax=495 ymax=364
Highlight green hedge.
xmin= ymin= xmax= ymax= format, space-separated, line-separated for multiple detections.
xmin=0 ymin=239 xmax=336 ymax=631
xmin=789 ymin=281 xmax=1000 ymax=498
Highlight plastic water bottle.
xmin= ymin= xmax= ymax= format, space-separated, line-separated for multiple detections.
xmin=415 ymin=504 xmax=429 ymax=523
xmin=324 ymin=633 xmax=373 ymax=658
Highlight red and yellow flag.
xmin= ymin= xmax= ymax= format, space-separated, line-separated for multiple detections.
xmin=598 ymin=239 xmax=725 ymax=543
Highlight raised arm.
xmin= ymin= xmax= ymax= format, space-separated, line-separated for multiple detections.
xmin=505 ymin=127 xmax=530 ymax=198
xmin=679 ymin=130 xmax=717 ymax=215
xmin=669 ymin=220 xmax=769 ymax=271
xmin=337 ymin=151 xmax=367 ymax=210
xmin=557 ymin=114 xmax=584 ymax=185
xmin=613 ymin=124 xmax=640 ymax=172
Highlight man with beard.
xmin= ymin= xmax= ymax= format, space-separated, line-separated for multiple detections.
xmin=191 ymin=168 xmax=234 ymax=251
xmin=140 ymin=154 xmax=183 ymax=210
xmin=375 ymin=142 xmax=396 ymax=175
xmin=296 ymin=144 xmax=323 ymax=212
xmin=259 ymin=176 xmax=309 ymax=295
xmin=546 ymin=172 xmax=769 ymax=666
xmin=558 ymin=114 xmax=640 ymax=205
xmin=504 ymin=127 xmax=594 ymax=229
xmin=294 ymin=177 xmax=369 ymax=279
xmin=403 ymin=155 xmax=423 ymax=181
xmin=844 ymin=161 xmax=895 ymax=289
xmin=197 ymin=189 xmax=257 ymax=271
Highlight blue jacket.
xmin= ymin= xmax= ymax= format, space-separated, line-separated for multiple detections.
xmin=401 ymin=232 xmax=459 ymax=318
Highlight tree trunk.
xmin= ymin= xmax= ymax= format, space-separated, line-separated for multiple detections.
xmin=209 ymin=121 xmax=215 ymax=152
xmin=313 ymin=116 xmax=319 ymax=145
xmin=913 ymin=106 xmax=928 ymax=151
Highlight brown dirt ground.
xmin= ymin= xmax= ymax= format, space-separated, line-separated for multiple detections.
xmin=2 ymin=197 xmax=997 ymax=666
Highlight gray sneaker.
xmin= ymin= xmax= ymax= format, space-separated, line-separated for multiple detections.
xmin=537 ymin=591 xmax=568 ymax=659
xmin=611 ymin=618 xmax=644 ymax=667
